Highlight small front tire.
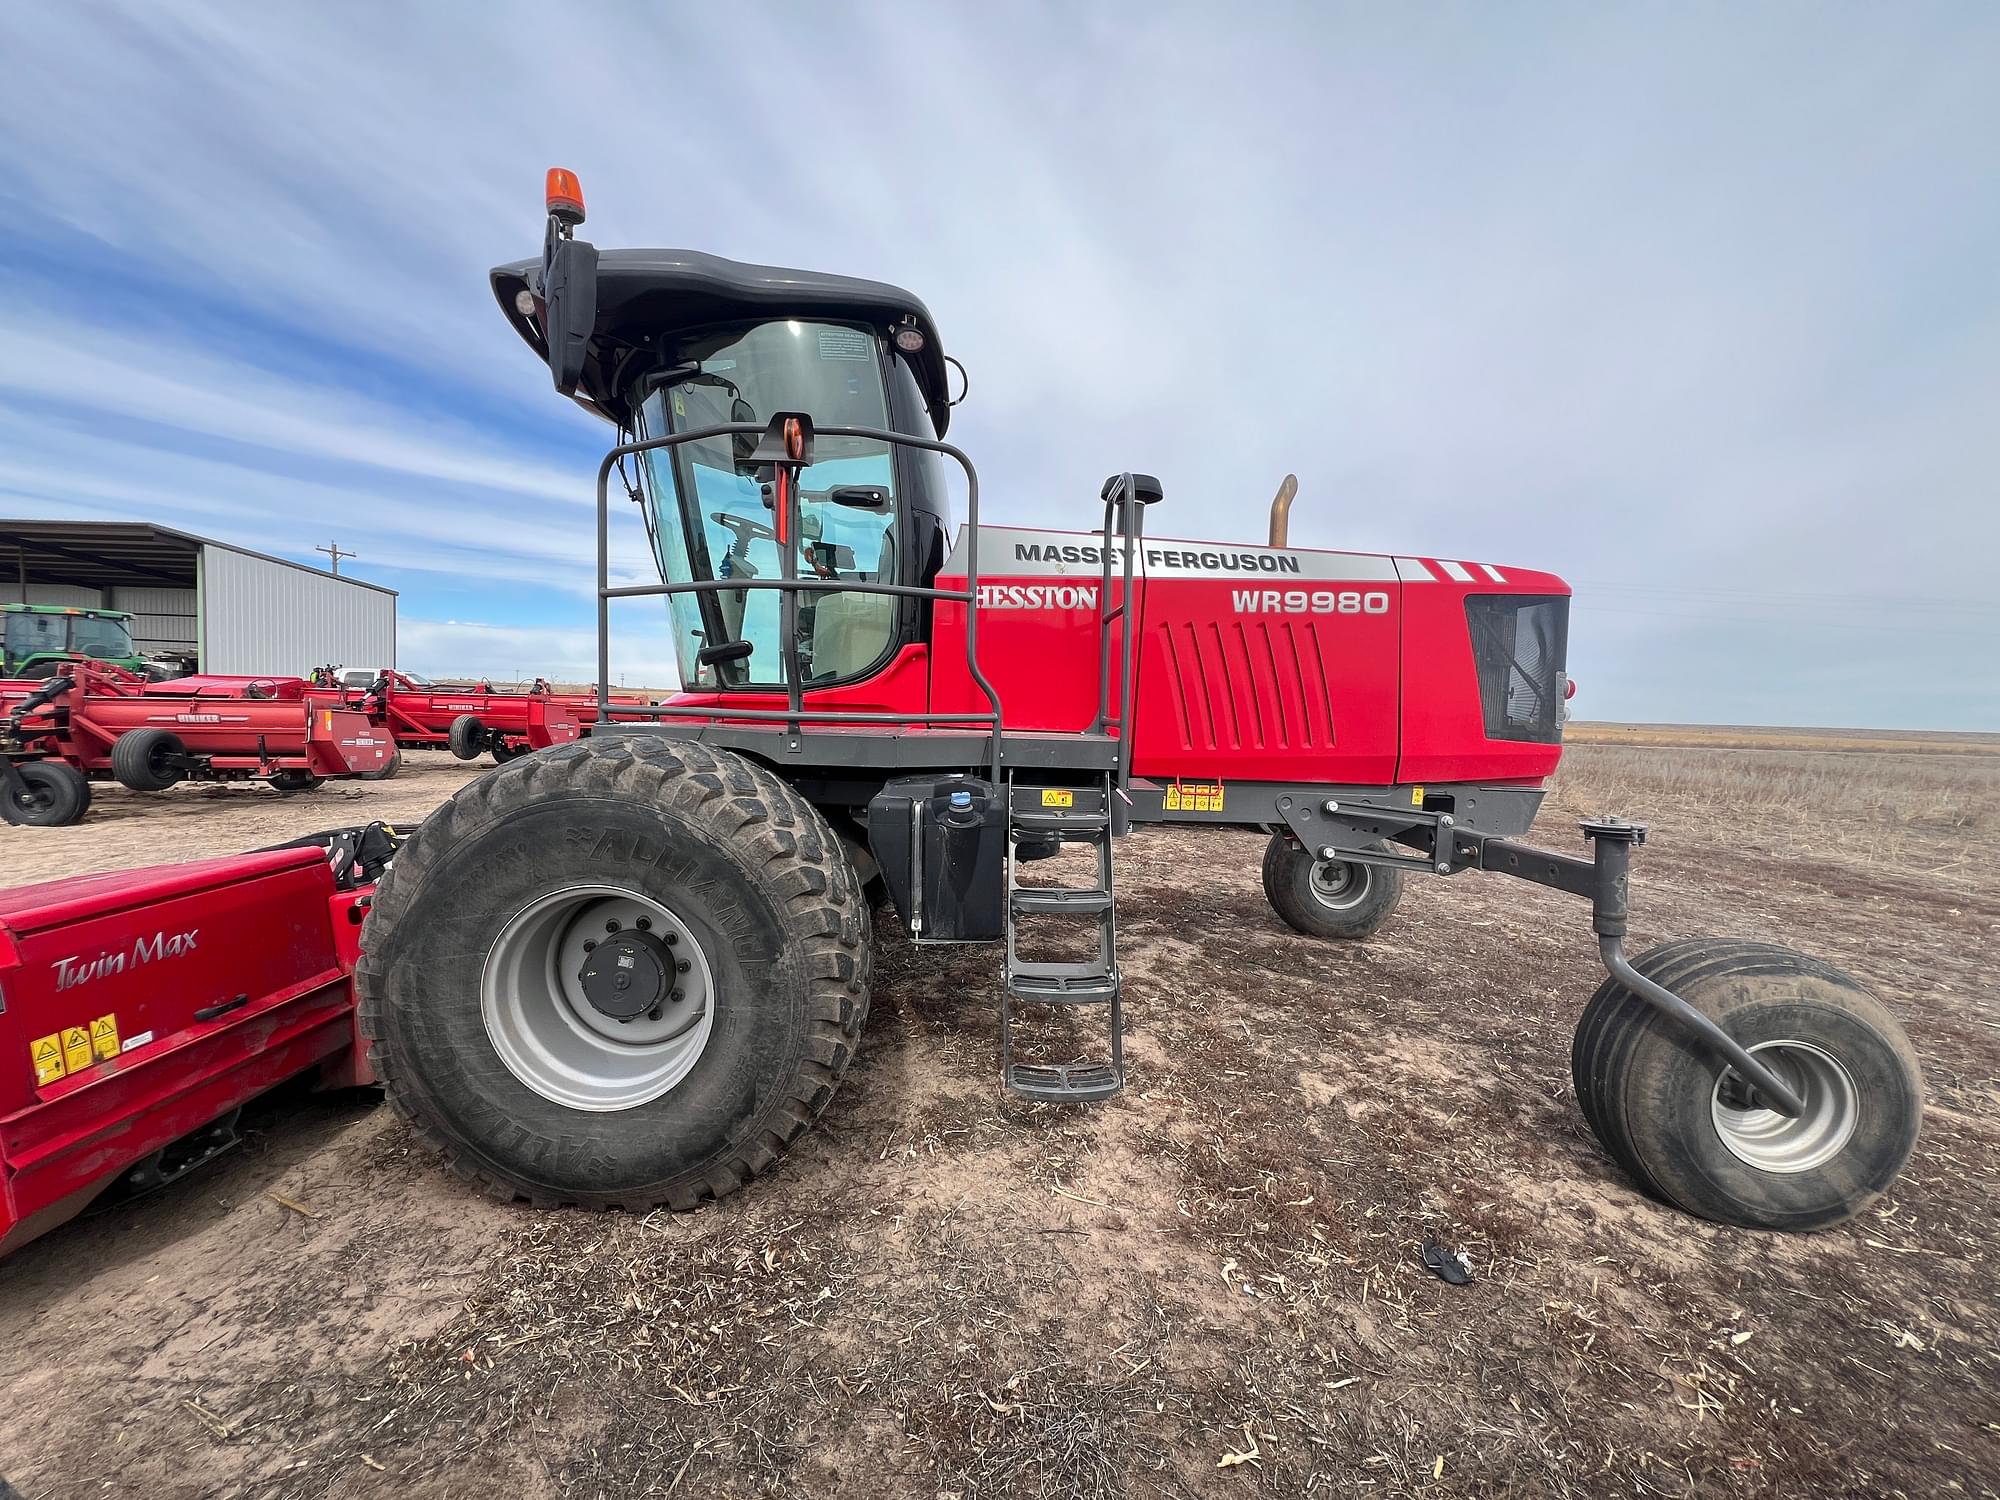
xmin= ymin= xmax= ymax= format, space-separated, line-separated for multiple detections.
xmin=111 ymin=728 xmax=185 ymax=791
xmin=3 ymin=760 xmax=91 ymax=826
xmin=268 ymin=769 xmax=326 ymax=793
xmin=354 ymin=749 xmax=403 ymax=782
xmin=1572 ymin=938 xmax=1923 ymax=1231
xmin=446 ymin=715 xmax=484 ymax=761
xmin=1262 ymin=833 xmax=1404 ymax=940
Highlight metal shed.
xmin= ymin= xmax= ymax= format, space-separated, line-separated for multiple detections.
xmin=0 ymin=520 xmax=395 ymax=677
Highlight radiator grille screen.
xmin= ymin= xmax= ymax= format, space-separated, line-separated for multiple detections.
xmin=1464 ymin=595 xmax=1568 ymax=743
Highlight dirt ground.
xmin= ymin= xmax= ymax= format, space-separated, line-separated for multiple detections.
xmin=0 ymin=744 xmax=1994 ymax=1499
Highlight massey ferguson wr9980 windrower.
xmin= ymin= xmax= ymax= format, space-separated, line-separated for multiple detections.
xmin=346 ymin=171 xmax=1921 ymax=1232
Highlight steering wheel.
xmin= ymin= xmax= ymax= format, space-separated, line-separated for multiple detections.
xmin=709 ymin=511 xmax=837 ymax=579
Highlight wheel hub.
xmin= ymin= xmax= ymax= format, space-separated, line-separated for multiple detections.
xmin=1308 ymin=857 xmax=1365 ymax=910
xmin=578 ymin=927 xmax=674 ymax=1021
xmin=482 ymin=886 xmax=714 ymax=1112
xmin=1711 ymin=1040 xmax=1859 ymax=1174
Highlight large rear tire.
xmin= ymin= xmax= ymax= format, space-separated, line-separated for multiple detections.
xmin=3 ymin=760 xmax=90 ymax=826
xmin=1572 ymin=938 xmax=1922 ymax=1230
xmin=356 ymin=737 xmax=870 ymax=1209
xmin=111 ymin=728 xmax=184 ymax=791
xmin=447 ymin=715 xmax=484 ymax=761
xmin=1262 ymin=833 xmax=1403 ymax=940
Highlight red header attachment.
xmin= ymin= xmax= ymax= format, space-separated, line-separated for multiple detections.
xmin=545 ymin=167 xmax=585 ymax=228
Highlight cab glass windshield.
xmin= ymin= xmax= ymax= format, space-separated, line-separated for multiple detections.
xmin=3 ymin=610 xmax=63 ymax=660
xmin=69 ymin=614 xmax=135 ymax=659
xmin=635 ymin=320 xmax=899 ymax=689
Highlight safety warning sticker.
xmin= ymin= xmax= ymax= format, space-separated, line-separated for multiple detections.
xmin=1165 ymin=780 xmax=1225 ymax=813
xmin=91 ymin=1013 xmax=120 ymax=1062
xmin=31 ymin=1033 xmax=65 ymax=1086
xmin=61 ymin=1025 xmax=92 ymax=1076
xmin=1411 ymin=785 xmax=1426 ymax=807
xmin=1040 ymin=789 xmax=1074 ymax=808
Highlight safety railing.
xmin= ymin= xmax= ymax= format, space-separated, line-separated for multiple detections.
xmin=1089 ymin=472 xmax=1147 ymax=823
xmin=594 ymin=419 xmax=1006 ymax=782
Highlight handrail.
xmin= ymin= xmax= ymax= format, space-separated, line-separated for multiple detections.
xmin=1089 ymin=473 xmax=1145 ymax=831
xmin=594 ymin=420 xmax=1005 ymax=782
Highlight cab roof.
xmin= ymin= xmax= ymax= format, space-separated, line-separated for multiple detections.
xmin=491 ymin=248 xmax=952 ymax=434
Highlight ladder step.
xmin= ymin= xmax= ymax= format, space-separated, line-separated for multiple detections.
xmin=1006 ymin=1061 xmax=1124 ymax=1103
xmin=1010 ymin=887 xmax=1113 ymax=916
xmin=1007 ymin=969 xmax=1119 ymax=1001
xmin=1010 ymin=810 xmax=1109 ymax=834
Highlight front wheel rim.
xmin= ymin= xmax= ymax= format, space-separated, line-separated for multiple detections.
xmin=1710 ymin=1040 xmax=1860 ymax=1174
xmin=482 ymin=885 xmax=716 ymax=1112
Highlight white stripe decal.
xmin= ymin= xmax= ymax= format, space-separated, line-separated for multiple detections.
xmin=1394 ymin=556 xmax=1439 ymax=582
xmin=1479 ymin=563 xmax=1506 ymax=583
xmin=1437 ymin=559 xmax=1475 ymax=583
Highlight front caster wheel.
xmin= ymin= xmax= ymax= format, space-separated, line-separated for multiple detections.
xmin=446 ymin=714 xmax=484 ymax=761
xmin=3 ymin=760 xmax=91 ymax=826
xmin=356 ymin=737 xmax=870 ymax=1210
xmin=1262 ymin=833 xmax=1403 ymax=940
xmin=1572 ymin=938 xmax=1922 ymax=1230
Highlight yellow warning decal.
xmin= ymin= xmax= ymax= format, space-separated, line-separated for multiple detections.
xmin=1040 ymin=789 xmax=1074 ymax=808
xmin=1411 ymin=785 xmax=1425 ymax=807
xmin=1166 ymin=780 xmax=1226 ymax=813
xmin=61 ymin=1026 xmax=93 ymax=1077
xmin=31 ymin=1033 xmax=65 ymax=1087
xmin=91 ymin=1014 xmax=120 ymax=1063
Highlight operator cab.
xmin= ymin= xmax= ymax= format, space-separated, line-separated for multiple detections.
xmin=493 ymin=226 xmax=957 ymax=694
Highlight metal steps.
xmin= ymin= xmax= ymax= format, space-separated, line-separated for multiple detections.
xmin=1001 ymin=774 xmax=1124 ymax=1101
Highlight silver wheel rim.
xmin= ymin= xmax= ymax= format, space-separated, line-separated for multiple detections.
xmin=1711 ymin=1040 xmax=1859 ymax=1174
xmin=482 ymin=885 xmax=715 ymax=1112
xmin=1308 ymin=857 xmax=1368 ymax=912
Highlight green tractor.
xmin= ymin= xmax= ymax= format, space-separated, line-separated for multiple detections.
xmin=1 ymin=603 xmax=149 ymax=680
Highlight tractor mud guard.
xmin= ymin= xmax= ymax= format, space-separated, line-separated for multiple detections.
xmin=1274 ymin=799 xmax=1809 ymax=1119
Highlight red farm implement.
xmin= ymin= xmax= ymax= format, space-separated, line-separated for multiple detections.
xmin=0 ymin=828 xmax=391 ymax=1257
xmin=304 ymin=670 xmax=583 ymax=768
xmin=1 ymin=664 xmax=393 ymax=825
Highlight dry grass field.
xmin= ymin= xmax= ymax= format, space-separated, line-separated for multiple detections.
xmin=0 ymin=731 xmax=1994 ymax=1499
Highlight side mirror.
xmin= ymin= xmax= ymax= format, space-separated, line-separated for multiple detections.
xmin=541 ymin=223 xmax=598 ymax=397
xmin=696 ymin=639 xmax=754 ymax=668
xmin=732 ymin=397 xmax=758 ymax=462
xmin=827 ymin=485 xmax=890 ymax=511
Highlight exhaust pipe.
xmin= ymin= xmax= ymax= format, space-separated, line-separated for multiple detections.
xmin=1267 ymin=474 xmax=1299 ymax=548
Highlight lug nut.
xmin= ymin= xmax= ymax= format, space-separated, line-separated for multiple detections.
xmin=669 ymin=989 xmax=683 ymax=1003
xmin=664 ymin=933 xmax=679 ymax=946
xmin=605 ymin=918 xmax=621 ymax=932
xmin=582 ymin=939 xmax=596 ymax=952
xmin=636 ymin=916 xmax=652 ymax=931
xmin=676 ymin=958 xmax=691 ymax=974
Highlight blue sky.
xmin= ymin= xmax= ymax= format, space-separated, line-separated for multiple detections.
xmin=1 ymin=4 xmax=1995 ymax=724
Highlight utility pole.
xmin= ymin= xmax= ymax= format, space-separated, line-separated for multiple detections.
xmin=315 ymin=541 xmax=356 ymax=576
